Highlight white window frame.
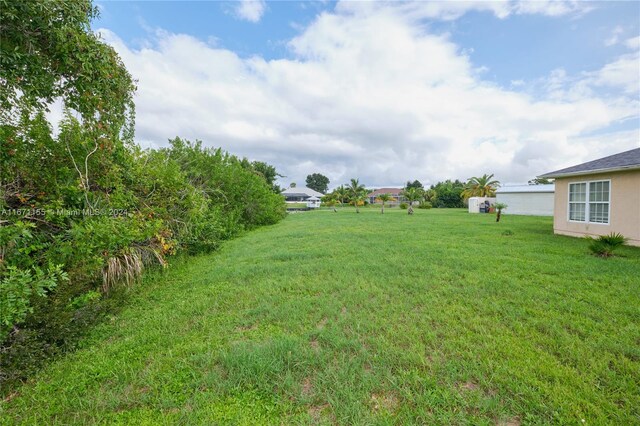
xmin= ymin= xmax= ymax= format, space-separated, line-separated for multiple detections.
xmin=567 ymin=179 xmax=611 ymax=225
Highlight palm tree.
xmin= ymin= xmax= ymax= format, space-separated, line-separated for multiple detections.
xmin=401 ymin=187 xmax=422 ymax=215
xmin=461 ymin=174 xmax=500 ymax=199
xmin=322 ymin=193 xmax=338 ymax=212
xmin=423 ymin=189 xmax=437 ymax=203
xmin=494 ymin=202 xmax=507 ymax=222
xmin=334 ymin=185 xmax=348 ymax=208
xmin=375 ymin=193 xmax=395 ymax=214
xmin=346 ymin=178 xmax=367 ymax=213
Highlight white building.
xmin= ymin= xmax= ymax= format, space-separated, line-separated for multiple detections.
xmin=468 ymin=197 xmax=496 ymax=213
xmin=306 ymin=196 xmax=322 ymax=209
xmin=495 ymin=184 xmax=555 ymax=216
xmin=281 ymin=186 xmax=324 ymax=203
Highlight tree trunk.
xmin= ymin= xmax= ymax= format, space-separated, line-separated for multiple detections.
xmin=496 ymin=209 xmax=501 ymax=222
xmin=408 ymin=202 xmax=414 ymax=215
xmin=381 ymin=202 xmax=384 ymax=214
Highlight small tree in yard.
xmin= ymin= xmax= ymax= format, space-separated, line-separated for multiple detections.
xmin=334 ymin=185 xmax=348 ymax=208
xmin=375 ymin=193 xmax=395 ymax=214
xmin=401 ymin=187 xmax=423 ymax=215
xmin=322 ymin=193 xmax=338 ymax=212
xmin=494 ymin=203 xmax=507 ymax=222
xmin=346 ymin=178 xmax=367 ymax=213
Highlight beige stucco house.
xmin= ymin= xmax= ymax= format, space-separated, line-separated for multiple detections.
xmin=538 ymin=148 xmax=640 ymax=247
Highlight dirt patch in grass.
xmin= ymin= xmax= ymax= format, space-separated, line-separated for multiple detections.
xmin=301 ymin=377 xmax=313 ymax=397
xmin=497 ymin=416 xmax=521 ymax=426
xmin=370 ymin=392 xmax=399 ymax=412
xmin=235 ymin=323 xmax=258 ymax=332
xmin=459 ymin=381 xmax=479 ymax=391
xmin=308 ymin=403 xmax=332 ymax=422
xmin=317 ymin=317 xmax=328 ymax=329
xmin=310 ymin=339 xmax=320 ymax=352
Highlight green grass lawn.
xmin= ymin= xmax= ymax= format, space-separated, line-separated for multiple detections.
xmin=2 ymin=209 xmax=639 ymax=425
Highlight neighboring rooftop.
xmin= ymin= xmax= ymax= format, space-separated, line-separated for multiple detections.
xmin=281 ymin=186 xmax=324 ymax=197
xmin=539 ymin=148 xmax=640 ymax=178
xmin=368 ymin=187 xmax=404 ymax=197
xmin=496 ymin=184 xmax=555 ymax=193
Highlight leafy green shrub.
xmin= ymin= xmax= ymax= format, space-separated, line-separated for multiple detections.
xmin=418 ymin=202 xmax=432 ymax=209
xmin=588 ymin=233 xmax=627 ymax=258
xmin=399 ymin=203 xmax=408 ymax=209
xmin=0 ymin=265 xmax=67 ymax=341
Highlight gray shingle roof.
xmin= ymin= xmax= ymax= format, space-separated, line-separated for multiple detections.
xmin=281 ymin=186 xmax=324 ymax=198
xmin=539 ymin=148 xmax=640 ymax=178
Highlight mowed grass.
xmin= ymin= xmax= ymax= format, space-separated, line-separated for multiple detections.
xmin=2 ymin=209 xmax=639 ymax=425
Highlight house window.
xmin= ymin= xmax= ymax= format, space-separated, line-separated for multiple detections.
xmin=568 ymin=180 xmax=609 ymax=224
xmin=569 ymin=183 xmax=586 ymax=221
xmin=589 ymin=181 xmax=610 ymax=223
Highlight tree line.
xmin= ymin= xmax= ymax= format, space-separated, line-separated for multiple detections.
xmin=319 ymin=174 xmax=502 ymax=213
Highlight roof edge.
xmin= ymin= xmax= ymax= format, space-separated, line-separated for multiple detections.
xmin=539 ymin=164 xmax=640 ymax=179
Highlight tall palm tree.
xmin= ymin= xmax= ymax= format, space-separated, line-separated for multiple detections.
xmin=347 ymin=178 xmax=367 ymax=213
xmin=375 ymin=193 xmax=395 ymax=214
xmin=461 ymin=174 xmax=500 ymax=199
xmin=401 ymin=187 xmax=422 ymax=215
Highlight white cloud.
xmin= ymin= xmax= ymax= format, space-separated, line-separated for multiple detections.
xmin=625 ymin=36 xmax=640 ymax=50
xmin=586 ymin=52 xmax=640 ymax=95
xmin=235 ymin=0 xmax=267 ymax=23
xmin=95 ymin=3 xmax=638 ymax=188
xmin=605 ymin=25 xmax=624 ymax=47
xmin=335 ymin=0 xmax=593 ymax=22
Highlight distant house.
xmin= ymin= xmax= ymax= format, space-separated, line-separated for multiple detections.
xmin=539 ymin=148 xmax=640 ymax=246
xmin=281 ymin=186 xmax=324 ymax=203
xmin=495 ymin=184 xmax=555 ymax=216
xmin=367 ymin=188 xmax=406 ymax=205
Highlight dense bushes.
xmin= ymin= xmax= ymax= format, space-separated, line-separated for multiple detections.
xmin=0 ymin=0 xmax=286 ymax=391
xmin=0 ymin=116 xmax=285 ymax=390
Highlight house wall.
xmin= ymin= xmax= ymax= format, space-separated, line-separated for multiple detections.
xmin=553 ymin=170 xmax=640 ymax=246
xmin=496 ymin=192 xmax=554 ymax=216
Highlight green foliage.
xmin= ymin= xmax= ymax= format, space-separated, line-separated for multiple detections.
xmin=305 ymin=173 xmax=330 ymax=194
xmin=405 ymin=180 xmax=424 ymax=190
xmin=494 ymin=203 xmax=507 ymax=223
xmin=0 ymin=0 xmax=286 ymax=391
xmin=401 ymin=187 xmax=423 ymax=214
xmin=462 ymin=174 xmax=500 ymax=199
xmin=346 ymin=178 xmax=367 ymax=213
xmin=418 ymin=201 xmax=432 ymax=209
xmin=588 ymin=233 xmax=627 ymax=258
xmin=528 ymin=177 xmax=553 ymax=185
xmin=0 ymin=265 xmax=67 ymax=341
xmin=375 ymin=193 xmax=395 ymax=214
xmin=399 ymin=202 xmax=408 ymax=209
xmin=430 ymin=180 xmax=465 ymax=208
xmin=0 ymin=0 xmax=135 ymax=143
xmin=250 ymin=161 xmax=283 ymax=193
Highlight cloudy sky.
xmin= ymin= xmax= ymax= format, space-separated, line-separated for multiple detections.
xmin=92 ymin=1 xmax=640 ymax=188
